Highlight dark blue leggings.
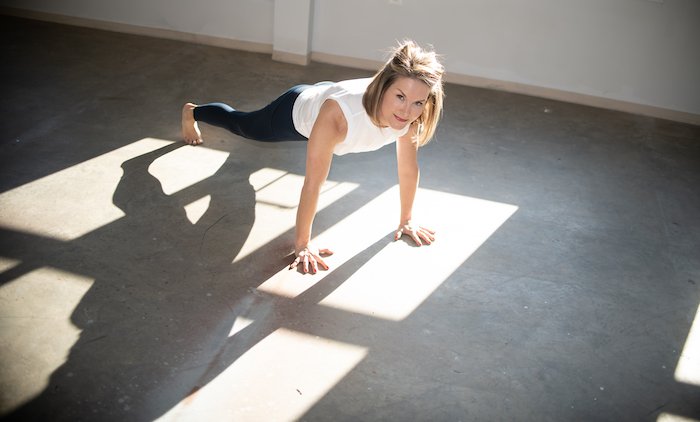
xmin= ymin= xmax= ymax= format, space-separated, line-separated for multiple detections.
xmin=193 ymin=84 xmax=312 ymax=142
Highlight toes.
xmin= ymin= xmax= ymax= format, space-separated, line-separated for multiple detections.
xmin=183 ymin=137 xmax=203 ymax=145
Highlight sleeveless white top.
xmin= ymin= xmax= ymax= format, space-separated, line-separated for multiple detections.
xmin=292 ymin=78 xmax=409 ymax=156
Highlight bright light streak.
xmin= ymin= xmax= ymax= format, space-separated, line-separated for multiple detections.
xmin=0 ymin=257 xmax=21 ymax=274
xmin=675 ymin=303 xmax=700 ymax=386
xmin=0 ymin=138 xmax=173 ymax=241
xmin=184 ymin=195 xmax=211 ymax=224
xmin=233 ymin=168 xmax=358 ymax=264
xmin=157 ymin=328 xmax=368 ymax=422
xmin=228 ymin=316 xmax=254 ymax=338
xmin=148 ymin=145 xmax=229 ymax=196
xmin=657 ymin=412 xmax=700 ymax=422
xmin=0 ymin=267 xmax=93 ymax=411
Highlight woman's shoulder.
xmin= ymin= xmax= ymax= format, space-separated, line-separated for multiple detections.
xmin=334 ymin=77 xmax=373 ymax=92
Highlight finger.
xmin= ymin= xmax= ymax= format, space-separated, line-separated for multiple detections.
xmin=420 ymin=226 xmax=436 ymax=235
xmin=418 ymin=231 xmax=433 ymax=245
xmin=315 ymin=255 xmax=329 ymax=270
xmin=411 ymin=232 xmax=423 ymax=246
xmin=310 ymin=256 xmax=318 ymax=274
xmin=289 ymin=256 xmax=301 ymax=269
xmin=419 ymin=228 xmax=435 ymax=241
xmin=318 ymin=248 xmax=334 ymax=257
xmin=394 ymin=230 xmax=402 ymax=241
xmin=303 ymin=254 xmax=309 ymax=273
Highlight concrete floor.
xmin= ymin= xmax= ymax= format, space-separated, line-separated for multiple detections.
xmin=1 ymin=15 xmax=699 ymax=422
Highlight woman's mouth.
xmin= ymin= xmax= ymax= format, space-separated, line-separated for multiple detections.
xmin=394 ymin=114 xmax=408 ymax=123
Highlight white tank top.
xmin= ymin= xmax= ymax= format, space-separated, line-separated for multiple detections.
xmin=292 ymin=78 xmax=409 ymax=156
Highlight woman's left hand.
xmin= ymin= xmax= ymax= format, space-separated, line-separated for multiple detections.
xmin=394 ymin=222 xmax=435 ymax=246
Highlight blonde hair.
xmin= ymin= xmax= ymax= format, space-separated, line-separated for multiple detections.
xmin=363 ymin=40 xmax=445 ymax=147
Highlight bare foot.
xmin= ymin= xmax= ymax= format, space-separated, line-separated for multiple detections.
xmin=181 ymin=103 xmax=203 ymax=145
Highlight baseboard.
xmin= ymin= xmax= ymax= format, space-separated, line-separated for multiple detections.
xmin=272 ymin=50 xmax=310 ymax=66
xmin=3 ymin=7 xmax=698 ymax=126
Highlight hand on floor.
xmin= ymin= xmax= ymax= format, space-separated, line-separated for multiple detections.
xmin=289 ymin=244 xmax=333 ymax=274
xmin=394 ymin=222 xmax=435 ymax=246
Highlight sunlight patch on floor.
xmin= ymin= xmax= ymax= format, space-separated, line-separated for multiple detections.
xmin=0 ymin=257 xmax=21 ymax=274
xmin=233 ymin=168 xmax=359 ymax=264
xmin=148 ymin=145 xmax=229 ymax=196
xmin=0 ymin=138 xmax=173 ymax=241
xmin=317 ymin=186 xmax=518 ymax=320
xmin=228 ymin=316 xmax=254 ymax=338
xmin=657 ymin=412 xmax=700 ymax=422
xmin=0 ymin=140 xmax=234 ymax=241
xmin=0 ymin=267 xmax=93 ymax=411
xmin=157 ymin=328 xmax=367 ymax=422
xmin=183 ymin=195 xmax=211 ymax=224
xmin=675 ymin=303 xmax=700 ymax=386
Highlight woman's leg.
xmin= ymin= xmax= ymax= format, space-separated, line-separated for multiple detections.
xmin=189 ymin=85 xmax=311 ymax=143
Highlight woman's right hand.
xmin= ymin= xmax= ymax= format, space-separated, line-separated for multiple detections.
xmin=289 ymin=244 xmax=333 ymax=274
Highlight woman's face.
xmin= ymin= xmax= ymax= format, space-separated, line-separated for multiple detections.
xmin=378 ymin=76 xmax=431 ymax=130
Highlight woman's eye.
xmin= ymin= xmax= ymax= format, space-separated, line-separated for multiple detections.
xmin=397 ymin=94 xmax=405 ymax=101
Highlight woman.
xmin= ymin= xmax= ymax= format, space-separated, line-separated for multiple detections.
xmin=181 ymin=40 xmax=445 ymax=273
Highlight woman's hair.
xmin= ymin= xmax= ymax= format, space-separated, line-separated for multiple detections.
xmin=363 ymin=39 xmax=445 ymax=147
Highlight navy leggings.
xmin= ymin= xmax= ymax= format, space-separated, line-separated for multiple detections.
xmin=193 ymin=84 xmax=312 ymax=142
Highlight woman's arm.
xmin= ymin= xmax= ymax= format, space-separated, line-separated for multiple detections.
xmin=395 ymin=124 xmax=435 ymax=245
xmin=290 ymin=100 xmax=346 ymax=273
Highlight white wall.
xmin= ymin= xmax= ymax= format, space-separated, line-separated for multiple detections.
xmin=3 ymin=0 xmax=699 ymax=118
xmin=273 ymin=0 xmax=313 ymax=64
xmin=1 ymin=0 xmax=275 ymax=45
xmin=312 ymin=0 xmax=700 ymax=117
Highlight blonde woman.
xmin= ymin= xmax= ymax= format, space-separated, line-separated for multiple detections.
xmin=182 ymin=40 xmax=445 ymax=273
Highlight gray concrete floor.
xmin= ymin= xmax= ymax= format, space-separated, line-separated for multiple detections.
xmin=1 ymin=15 xmax=699 ymax=422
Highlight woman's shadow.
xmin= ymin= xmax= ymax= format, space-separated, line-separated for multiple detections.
xmin=4 ymin=141 xmax=292 ymax=421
